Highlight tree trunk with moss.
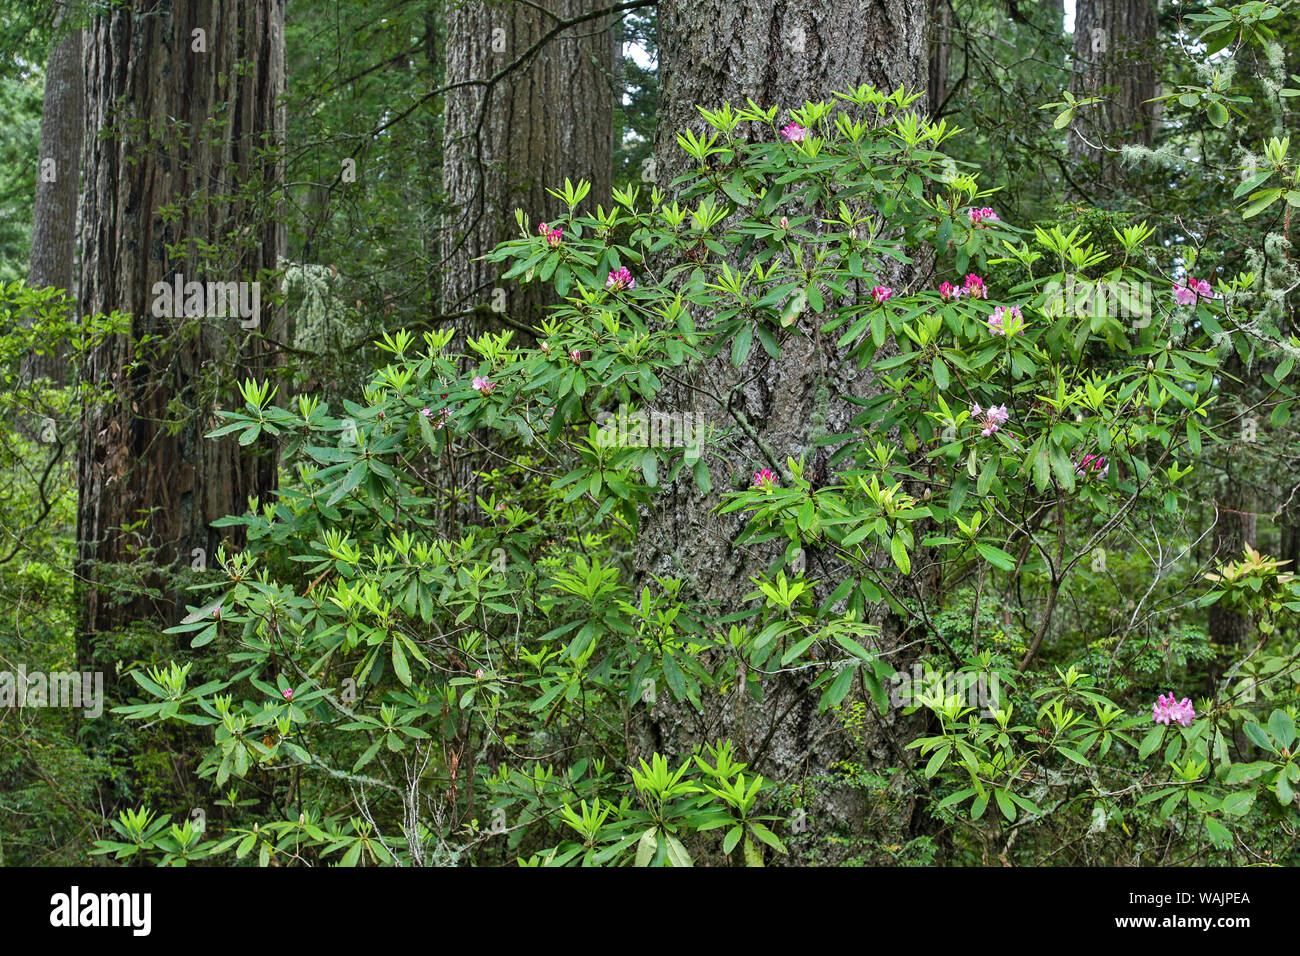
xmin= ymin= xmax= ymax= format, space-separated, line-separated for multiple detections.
xmin=1068 ymin=0 xmax=1158 ymax=185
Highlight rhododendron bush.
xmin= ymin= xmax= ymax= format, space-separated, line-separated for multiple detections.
xmin=103 ymin=82 xmax=1300 ymax=867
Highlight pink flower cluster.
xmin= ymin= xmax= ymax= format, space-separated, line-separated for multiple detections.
xmin=1075 ymin=453 xmax=1109 ymax=479
xmin=988 ymin=305 xmax=1023 ymax=336
xmin=753 ymin=468 xmax=778 ymax=490
xmin=1152 ymin=692 xmax=1196 ymax=727
xmin=968 ymin=207 xmax=1000 ymax=228
xmin=1173 ymin=276 xmax=1214 ymax=306
xmin=971 ymin=402 xmax=1009 ymax=437
xmin=421 ymin=404 xmax=452 ymax=429
xmin=939 ymin=274 xmax=987 ymax=301
xmin=606 ymin=266 xmax=635 ymax=291
xmin=781 ymin=122 xmax=807 ymax=143
xmin=871 ymin=285 xmax=893 ymax=305
xmin=472 ymin=376 xmax=495 ymax=396
xmin=537 ymin=221 xmax=563 ymax=247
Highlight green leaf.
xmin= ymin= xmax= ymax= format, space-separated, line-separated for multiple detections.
xmin=732 ymin=326 xmax=753 ymax=367
xmin=995 ymin=789 xmax=1016 ymax=821
xmin=1220 ymin=791 xmax=1254 ymax=817
xmin=641 ymin=449 xmax=658 ymax=487
xmin=663 ymin=834 xmax=693 ymax=867
xmin=932 ymin=357 xmax=949 ymax=390
xmin=635 ymin=829 xmax=657 ymax=867
xmin=890 ymin=535 xmax=911 ymax=574
xmin=1138 ymin=725 xmax=1165 ymax=759
xmin=1204 ymin=816 xmax=1232 ymax=848
xmin=1241 ymin=188 xmax=1283 ymax=219
xmin=391 ymin=639 xmax=411 ymax=687
xmin=975 ymin=542 xmax=1016 ymax=571
xmin=1268 ymin=709 xmax=1296 ymax=749
xmin=1032 ymin=448 xmax=1050 ymax=491
xmin=1243 ymin=721 xmax=1274 ymax=753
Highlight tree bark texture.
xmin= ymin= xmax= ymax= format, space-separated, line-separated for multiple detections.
xmin=441 ymin=0 xmax=615 ymax=324
xmin=440 ymin=0 xmax=615 ymax=528
xmin=1068 ymin=0 xmax=1158 ymax=185
xmin=638 ymin=0 xmax=928 ymax=846
xmin=24 ymin=7 xmax=84 ymax=385
xmin=77 ymin=0 xmax=287 ymax=659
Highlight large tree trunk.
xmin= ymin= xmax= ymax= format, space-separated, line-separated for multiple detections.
xmin=441 ymin=0 xmax=614 ymax=325
xmin=928 ymin=0 xmax=951 ymax=118
xmin=637 ymin=0 xmax=927 ymax=851
xmin=1209 ymin=455 xmax=1256 ymax=655
xmin=1068 ymin=0 xmax=1158 ymax=186
xmin=440 ymin=0 xmax=615 ymax=525
xmin=23 ymin=6 xmax=84 ymax=386
xmin=76 ymin=0 xmax=286 ymax=662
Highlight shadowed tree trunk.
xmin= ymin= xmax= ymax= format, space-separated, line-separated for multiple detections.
xmin=635 ymin=0 xmax=928 ymax=849
xmin=440 ymin=0 xmax=615 ymax=524
xmin=1068 ymin=0 xmax=1158 ymax=185
xmin=1209 ymin=452 xmax=1256 ymax=654
xmin=441 ymin=0 xmax=615 ymax=326
xmin=928 ymin=0 xmax=951 ymax=118
xmin=23 ymin=5 xmax=84 ymax=386
xmin=76 ymin=0 xmax=286 ymax=665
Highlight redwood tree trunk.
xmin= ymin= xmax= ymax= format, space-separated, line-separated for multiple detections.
xmin=1068 ymin=0 xmax=1158 ymax=185
xmin=440 ymin=0 xmax=615 ymax=525
xmin=76 ymin=0 xmax=286 ymax=661
xmin=441 ymin=0 xmax=615 ymax=324
xmin=637 ymin=0 xmax=927 ymax=847
xmin=23 ymin=6 xmax=83 ymax=385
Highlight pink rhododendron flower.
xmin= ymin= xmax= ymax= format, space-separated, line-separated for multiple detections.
xmin=421 ymin=407 xmax=432 ymax=417
xmin=988 ymin=305 xmax=1023 ymax=335
xmin=753 ymin=468 xmax=778 ymax=490
xmin=968 ymin=207 xmax=999 ymax=227
xmin=472 ymin=376 xmax=495 ymax=395
xmin=963 ymin=273 xmax=987 ymax=299
xmin=1075 ymin=453 xmax=1109 ymax=478
xmin=606 ymin=266 xmax=635 ymax=291
xmin=537 ymin=221 xmax=550 ymax=236
xmin=781 ymin=122 xmax=807 ymax=143
xmin=546 ymin=227 xmax=563 ymax=247
xmin=1173 ymin=276 xmax=1214 ymax=306
xmin=779 ymin=216 xmax=789 ymax=230
xmin=1152 ymin=692 xmax=1196 ymax=727
xmin=282 ymin=688 xmax=293 ymax=701
xmin=569 ymin=348 xmax=582 ymax=364
xmin=475 ymin=668 xmax=485 ymax=679
xmin=939 ymin=281 xmax=964 ymax=301
xmin=871 ymin=285 xmax=893 ymax=305
xmin=971 ymin=402 xmax=1009 ymax=437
